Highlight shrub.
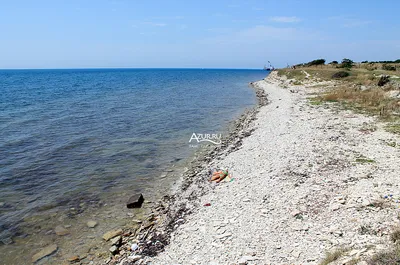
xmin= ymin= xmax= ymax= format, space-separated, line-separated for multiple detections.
xmin=341 ymin=58 xmax=354 ymax=69
xmin=382 ymin=64 xmax=396 ymax=71
xmin=307 ymin=59 xmax=326 ymax=67
xmin=332 ymin=71 xmax=350 ymax=78
xmin=378 ymin=75 xmax=390 ymax=86
xmin=329 ymin=61 xmax=338 ymax=65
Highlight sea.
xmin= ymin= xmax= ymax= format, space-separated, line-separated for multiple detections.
xmin=0 ymin=68 xmax=268 ymax=264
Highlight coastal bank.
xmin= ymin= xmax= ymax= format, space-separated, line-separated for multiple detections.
xmin=118 ymin=70 xmax=400 ymax=265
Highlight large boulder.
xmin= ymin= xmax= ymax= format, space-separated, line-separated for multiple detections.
xmin=126 ymin=194 xmax=144 ymax=208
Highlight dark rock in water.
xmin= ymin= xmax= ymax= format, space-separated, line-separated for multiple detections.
xmin=127 ymin=194 xmax=144 ymax=208
xmin=1 ymin=237 xmax=13 ymax=245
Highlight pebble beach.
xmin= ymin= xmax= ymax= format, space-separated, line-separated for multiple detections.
xmin=110 ymin=71 xmax=400 ymax=265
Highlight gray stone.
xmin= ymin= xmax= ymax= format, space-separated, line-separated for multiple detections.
xmin=128 ymin=255 xmax=142 ymax=262
xmin=126 ymin=194 xmax=144 ymax=208
xmin=103 ymin=228 xmax=123 ymax=241
xmin=32 ymin=244 xmax=58 ymax=263
xmin=109 ymin=245 xmax=119 ymax=255
xmin=55 ymin=225 xmax=69 ymax=236
xmin=386 ymin=90 xmax=400 ymax=99
xmin=110 ymin=235 xmax=122 ymax=246
xmin=86 ymin=220 xmax=98 ymax=228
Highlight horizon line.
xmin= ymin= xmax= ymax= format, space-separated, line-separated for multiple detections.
xmin=0 ymin=67 xmax=266 ymax=71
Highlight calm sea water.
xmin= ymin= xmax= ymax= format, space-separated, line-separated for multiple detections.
xmin=0 ymin=68 xmax=267 ymax=262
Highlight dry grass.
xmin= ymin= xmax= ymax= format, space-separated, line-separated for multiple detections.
xmin=368 ymin=246 xmax=400 ymax=265
xmin=277 ymin=69 xmax=306 ymax=80
xmin=321 ymin=86 xmax=399 ymax=118
xmin=280 ymin=65 xmax=399 ymax=85
xmin=368 ymin=227 xmax=400 ymax=265
xmin=320 ymin=247 xmax=349 ymax=265
xmin=278 ymin=66 xmax=400 ymax=131
xmin=390 ymin=227 xmax=400 ymax=243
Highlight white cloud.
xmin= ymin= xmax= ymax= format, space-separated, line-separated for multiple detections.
xmin=327 ymin=16 xmax=372 ymax=28
xmin=200 ymin=25 xmax=323 ymax=45
xmin=269 ymin=16 xmax=301 ymax=23
xmin=343 ymin=19 xmax=371 ymax=28
xmin=149 ymin=15 xmax=184 ymax=20
xmin=178 ymin=25 xmax=188 ymax=30
xmin=142 ymin=22 xmax=167 ymax=27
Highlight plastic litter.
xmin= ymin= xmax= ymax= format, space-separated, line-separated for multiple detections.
xmin=131 ymin=243 xmax=138 ymax=251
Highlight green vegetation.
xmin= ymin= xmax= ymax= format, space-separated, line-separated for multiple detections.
xmin=382 ymin=64 xmax=397 ymax=71
xmin=277 ymin=69 xmax=305 ymax=80
xmin=278 ymin=59 xmax=400 ymax=130
xmin=386 ymin=123 xmax=400 ymax=134
xmin=307 ymin=59 xmax=326 ymax=67
xmin=308 ymin=98 xmax=323 ymax=105
xmin=355 ymin=157 xmax=375 ymax=163
xmin=332 ymin=71 xmax=350 ymax=79
xmin=378 ymin=75 xmax=390 ymax=86
xmin=341 ymin=58 xmax=354 ymax=69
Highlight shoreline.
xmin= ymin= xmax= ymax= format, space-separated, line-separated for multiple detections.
xmin=0 ymin=70 xmax=266 ymax=265
xmin=102 ymin=75 xmax=270 ymax=264
xmin=101 ymin=70 xmax=398 ymax=264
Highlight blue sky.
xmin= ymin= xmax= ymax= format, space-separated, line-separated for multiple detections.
xmin=0 ymin=0 xmax=399 ymax=69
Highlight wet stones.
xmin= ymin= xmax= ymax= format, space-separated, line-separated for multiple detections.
xmin=1 ymin=237 xmax=13 ymax=245
xmin=67 ymin=255 xmax=80 ymax=262
xmin=127 ymin=194 xmax=144 ymax=208
xmin=55 ymin=225 xmax=69 ymax=236
xmin=103 ymin=228 xmax=123 ymax=241
xmin=31 ymin=244 xmax=58 ymax=263
xmin=86 ymin=220 xmax=98 ymax=228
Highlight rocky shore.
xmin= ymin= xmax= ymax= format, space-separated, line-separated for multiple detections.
xmin=107 ymin=71 xmax=398 ymax=265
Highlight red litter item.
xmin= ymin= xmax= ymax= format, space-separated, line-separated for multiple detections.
xmin=204 ymin=203 xmax=211 ymax=206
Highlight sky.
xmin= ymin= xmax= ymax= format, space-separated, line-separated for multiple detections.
xmin=0 ymin=0 xmax=399 ymax=69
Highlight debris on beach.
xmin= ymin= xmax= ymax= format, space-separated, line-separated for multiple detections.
xmin=127 ymin=193 xmax=144 ymax=208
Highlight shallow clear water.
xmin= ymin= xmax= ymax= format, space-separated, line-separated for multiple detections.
xmin=0 ymin=68 xmax=267 ymax=263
